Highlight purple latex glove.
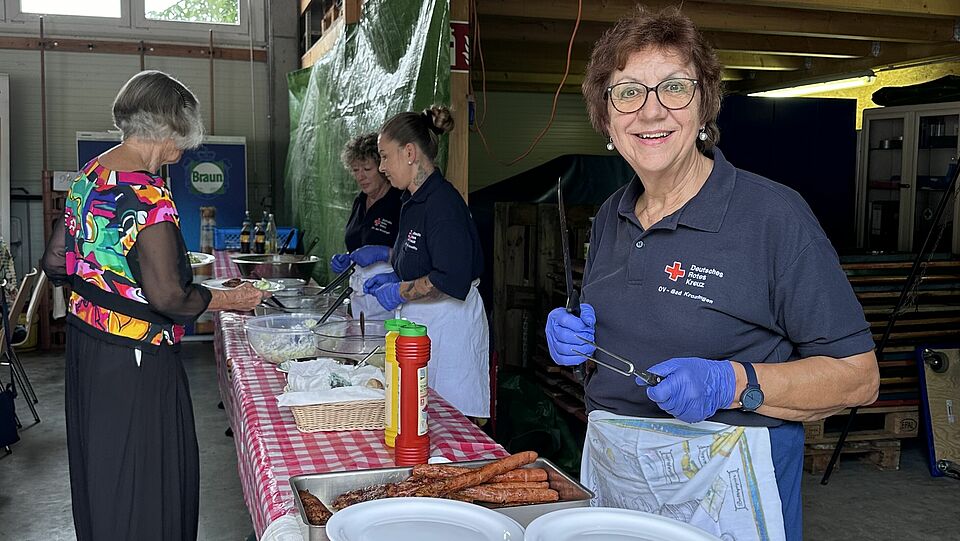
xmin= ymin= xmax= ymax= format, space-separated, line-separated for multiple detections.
xmin=545 ymin=304 xmax=596 ymax=366
xmin=330 ymin=253 xmax=352 ymax=274
xmin=364 ymin=272 xmax=400 ymax=294
xmin=349 ymin=245 xmax=390 ymax=267
xmin=641 ymin=357 xmax=736 ymax=424
xmin=372 ymin=282 xmax=406 ymax=311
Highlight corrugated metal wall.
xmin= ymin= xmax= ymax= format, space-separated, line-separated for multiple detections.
xmin=0 ymin=49 xmax=270 ymax=265
xmin=468 ymin=91 xmax=607 ymax=191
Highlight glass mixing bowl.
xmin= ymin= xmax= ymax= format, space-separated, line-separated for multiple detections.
xmin=312 ymin=319 xmax=387 ymax=367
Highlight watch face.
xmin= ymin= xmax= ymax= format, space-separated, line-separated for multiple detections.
xmin=741 ymin=388 xmax=764 ymax=411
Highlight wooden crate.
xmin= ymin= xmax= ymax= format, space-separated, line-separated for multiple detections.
xmin=803 ymin=406 xmax=919 ymax=445
xmin=804 ymin=439 xmax=902 ymax=474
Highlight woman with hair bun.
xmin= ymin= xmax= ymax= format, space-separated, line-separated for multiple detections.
xmin=346 ymin=105 xmax=489 ymax=418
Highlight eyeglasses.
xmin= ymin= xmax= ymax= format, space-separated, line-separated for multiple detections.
xmin=606 ymin=78 xmax=699 ymax=113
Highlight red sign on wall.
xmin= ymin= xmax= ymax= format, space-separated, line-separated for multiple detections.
xmin=450 ymin=20 xmax=470 ymax=73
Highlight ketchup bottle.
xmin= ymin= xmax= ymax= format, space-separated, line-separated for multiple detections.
xmin=395 ymin=323 xmax=430 ymax=466
xmin=383 ymin=318 xmax=407 ymax=448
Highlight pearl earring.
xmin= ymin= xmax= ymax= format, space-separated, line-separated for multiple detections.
xmin=605 ymin=137 xmax=615 ymax=151
xmin=698 ymin=127 xmax=708 ymax=142
xmin=407 ymin=161 xmax=413 ymax=165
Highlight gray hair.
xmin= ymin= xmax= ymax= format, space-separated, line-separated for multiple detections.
xmin=112 ymin=70 xmax=204 ymax=150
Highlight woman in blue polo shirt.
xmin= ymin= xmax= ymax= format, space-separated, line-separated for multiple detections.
xmin=345 ymin=105 xmax=489 ymax=418
xmin=329 ymin=133 xmax=403 ymax=319
xmin=545 ymin=8 xmax=878 ymax=541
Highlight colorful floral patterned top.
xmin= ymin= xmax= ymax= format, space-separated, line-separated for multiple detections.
xmin=60 ymin=158 xmax=211 ymax=348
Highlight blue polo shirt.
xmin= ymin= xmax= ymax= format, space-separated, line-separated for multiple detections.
xmin=391 ymin=170 xmax=483 ymax=300
xmin=344 ymin=188 xmax=402 ymax=252
xmin=581 ymin=148 xmax=874 ymax=427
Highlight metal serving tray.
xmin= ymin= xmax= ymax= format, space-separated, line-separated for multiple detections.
xmin=289 ymin=457 xmax=593 ymax=541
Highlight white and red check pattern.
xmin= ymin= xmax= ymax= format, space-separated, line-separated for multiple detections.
xmin=212 ymin=251 xmax=507 ymax=536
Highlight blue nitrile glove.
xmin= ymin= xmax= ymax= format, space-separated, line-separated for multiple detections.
xmin=372 ymin=282 xmax=406 ymax=311
xmin=349 ymin=245 xmax=390 ymax=267
xmin=330 ymin=253 xmax=352 ymax=274
xmin=545 ymin=303 xmax=596 ymax=366
xmin=641 ymin=357 xmax=736 ymax=424
xmin=363 ymin=272 xmax=400 ymax=294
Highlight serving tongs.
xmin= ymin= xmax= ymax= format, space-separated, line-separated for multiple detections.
xmin=321 ymin=262 xmax=356 ymax=296
xmin=576 ymin=339 xmax=663 ymax=386
xmin=557 ymin=177 xmax=587 ymax=383
xmin=312 ymin=286 xmax=354 ymax=327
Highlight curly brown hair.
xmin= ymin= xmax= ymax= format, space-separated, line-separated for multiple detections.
xmin=340 ymin=132 xmax=381 ymax=170
xmin=582 ymin=6 xmax=722 ymax=151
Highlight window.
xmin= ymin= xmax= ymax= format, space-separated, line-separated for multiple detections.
xmin=145 ymin=0 xmax=240 ymax=26
xmin=20 ymin=0 xmax=122 ymax=17
xmin=3 ymin=0 xmax=262 ymax=45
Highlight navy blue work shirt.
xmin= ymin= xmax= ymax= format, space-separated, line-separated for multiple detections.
xmin=344 ymin=188 xmax=403 ymax=252
xmin=581 ymin=148 xmax=875 ymax=427
xmin=391 ymin=170 xmax=483 ymax=300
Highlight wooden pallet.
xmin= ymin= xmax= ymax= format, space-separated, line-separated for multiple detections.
xmin=804 ymin=406 xmax=919 ymax=445
xmin=804 ymin=439 xmax=901 ymax=474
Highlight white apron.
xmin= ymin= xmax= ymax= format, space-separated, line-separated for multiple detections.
xmin=581 ymin=410 xmax=786 ymax=541
xmin=348 ymin=261 xmax=395 ymax=321
xmin=397 ymin=279 xmax=490 ymax=418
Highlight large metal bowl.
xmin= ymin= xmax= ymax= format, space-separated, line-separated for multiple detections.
xmin=232 ymin=254 xmax=320 ymax=280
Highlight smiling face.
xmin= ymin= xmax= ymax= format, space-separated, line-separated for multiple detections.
xmin=607 ymin=47 xmax=704 ymax=180
xmin=377 ymin=134 xmax=414 ymax=191
xmin=350 ymin=158 xmax=388 ymax=196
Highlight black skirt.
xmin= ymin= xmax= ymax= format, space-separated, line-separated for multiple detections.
xmin=65 ymin=326 xmax=199 ymax=541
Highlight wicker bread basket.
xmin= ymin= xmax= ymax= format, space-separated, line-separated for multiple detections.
xmin=288 ymin=395 xmax=385 ymax=432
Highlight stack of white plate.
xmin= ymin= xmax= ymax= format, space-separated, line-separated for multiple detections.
xmin=325 ymin=500 xmax=722 ymax=541
xmin=325 ymin=497 xmax=524 ymax=541
xmin=524 ymin=507 xmax=722 ymax=541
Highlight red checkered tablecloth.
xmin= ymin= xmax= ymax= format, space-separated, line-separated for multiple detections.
xmin=211 ymin=251 xmax=507 ymax=537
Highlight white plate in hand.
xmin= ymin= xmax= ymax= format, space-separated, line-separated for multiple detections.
xmin=188 ymin=251 xmax=215 ymax=268
xmin=201 ymin=277 xmax=285 ymax=292
xmin=325 ymin=497 xmax=524 ymax=541
xmin=524 ymin=507 xmax=722 ymax=541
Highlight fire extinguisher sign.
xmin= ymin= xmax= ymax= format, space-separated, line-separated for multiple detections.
xmin=450 ymin=20 xmax=470 ymax=73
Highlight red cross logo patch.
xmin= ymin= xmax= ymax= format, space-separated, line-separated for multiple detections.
xmin=665 ymin=261 xmax=685 ymax=281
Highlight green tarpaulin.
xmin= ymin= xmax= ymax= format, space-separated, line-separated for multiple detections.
xmin=285 ymin=0 xmax=450 ymax=285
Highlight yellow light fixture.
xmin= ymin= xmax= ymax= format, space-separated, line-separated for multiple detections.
xmin=748 ymin=73 xmax=876 ymax=98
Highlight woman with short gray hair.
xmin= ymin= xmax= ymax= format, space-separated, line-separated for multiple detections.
xmin=41 ymin=70 xmax=264 ymax=541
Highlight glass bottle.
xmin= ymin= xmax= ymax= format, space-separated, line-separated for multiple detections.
xmin=253 ymin=216 xmax=265 ymax=254
xmin=239 ymin=211 xmax=252 ymax=254
xmin=265 ymin=213 xmax=278 ymax=254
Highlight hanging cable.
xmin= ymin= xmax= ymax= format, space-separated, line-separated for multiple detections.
xmin=469 ymin=0 xmax=583 ymax=166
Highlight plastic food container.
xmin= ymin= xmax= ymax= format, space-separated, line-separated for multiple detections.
xmin=313 ymin=319 xmax=387 ymax=367
xmin=245 ymin=312 xmax=344 ymax=364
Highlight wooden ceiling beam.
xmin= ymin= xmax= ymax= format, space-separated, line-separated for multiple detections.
xmin=692 ymin=0 xmax=960 ymax=18
xmin=718 ymin=52 xmax=807 ymax=71
xmin=478 ymin=40 xmax=807 ymax=74
xmin=477 ymin=17 xmax=872 ymax=58
xmin=729 ymin=41 xmax=960 ymax=93
xmin=475 ymin=0 xmax=957 ymax=42
xmin=706 ymin=31 xmax=869 ymax=59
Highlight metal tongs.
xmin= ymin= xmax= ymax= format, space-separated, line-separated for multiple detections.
xmin=322 ymin=262 xmax=356 ymax=296
xmin=557 ymin=177 xmax=587 ymax=383
xmin=576 ymin=339 xmax=663 ymax=386
xmin=313 ymin=286 xmax=353 ymax=327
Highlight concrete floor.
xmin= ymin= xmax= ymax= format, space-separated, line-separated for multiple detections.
xmin=1 ymin=343 xmax=958 ymax=540
xmin=0 ymin=342 xmax=252 ymax=541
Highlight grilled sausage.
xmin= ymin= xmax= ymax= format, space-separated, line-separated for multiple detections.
xmin=414 ymin=451 xmax=538 ymax=497
xmin=411 ymin=464 xmax=549 ymax=483
xmin=298 ymin=490 xmax=333 ymax=526
xmin=454 ymin=486 xmax=560 ymax=505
